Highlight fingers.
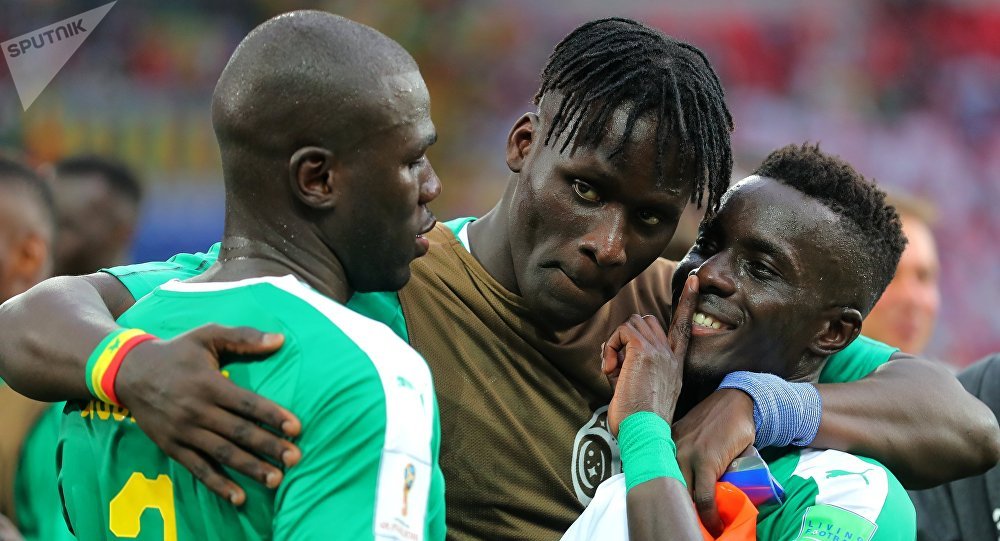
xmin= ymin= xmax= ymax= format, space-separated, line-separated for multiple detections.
xmin=602 ymin=328 xmax=626 ymax=376
xmin=193 ymin=324 xmax=285 ymax=360
xmin=199 ymin=406 xmax=301 ymax=480
xmin=693 ymin=471 xmax=724 ymax=537
xmin=169 ymin=446 xmax=246 ymax=505
xmin=190 ymin=427 xmax=287 ymax=490
xmin=667 ymin=275 xmax=699 ymax=353
xmin=209 ymin=372 xmax=301 ymax=440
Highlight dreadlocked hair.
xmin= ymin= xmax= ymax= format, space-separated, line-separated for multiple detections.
xmin=753 ymin=143 xmax=907 ymax=314
xmin=534 ymin=17 xmax=734 ymax=212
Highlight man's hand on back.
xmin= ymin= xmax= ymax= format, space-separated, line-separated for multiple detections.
xmin=115 ymin=324 xmax=302 ymax=505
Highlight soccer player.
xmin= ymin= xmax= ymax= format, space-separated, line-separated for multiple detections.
xmin=0 ymin=155 xmax=70 ymax=541
xmin=49 ymin=155 xmax=143 ymax=276
xmin=56 ymin=11 xmax=446 ymax=540
xmin=0 ymin=17 xmax=997 ymax=541
xmin=565 ymin=144 xmax=915 ymax=540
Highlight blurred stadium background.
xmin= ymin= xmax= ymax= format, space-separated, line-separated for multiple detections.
xmin=0 ymin=0 xmax=997 ymax=367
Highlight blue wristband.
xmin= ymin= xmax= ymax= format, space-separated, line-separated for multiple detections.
xmin=618 ymin=412 xmax=687 ymax=491
xmin=718 ymin=371 xmax=822 ymax=448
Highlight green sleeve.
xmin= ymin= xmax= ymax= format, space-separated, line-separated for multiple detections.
xmin=269 ymin=332 xmax=389 ymax=540
xmin=759 ymin=458 xmax=915 ymax=541
xmin=425 ymin=393 xmax=446 ymax=540
xmin=818 ymin=335 xmax=898 ymax=384
xmin=101 ymin=243 xmax=221 ymax=300
xmin=348 ymin=291 xmax=409 ymax=342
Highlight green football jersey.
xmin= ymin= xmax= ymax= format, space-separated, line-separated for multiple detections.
xmin=564 ymin=448 xmax=914 ymax=540
xmin=58 ymin=275 xmax=445 ymax=540
xmin=756 ymin=448 xmax=916 ymax=540
xmin=14 ymin=402 xmax=76 ymax=541
xmin=101 ymin=235 xmax=898 ymax=385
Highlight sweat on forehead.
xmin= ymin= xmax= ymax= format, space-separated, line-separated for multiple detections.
xmin=211 ymin=10 xmax=420 ymax=157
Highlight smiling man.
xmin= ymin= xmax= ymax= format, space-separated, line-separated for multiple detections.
xmin=0 ymin=17 xmax=996 ymax=541
xmin=566 ymin=144 xmax=915 ymax=540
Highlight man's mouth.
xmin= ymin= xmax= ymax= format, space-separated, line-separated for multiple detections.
xmin=690 ymin=310 xmax=738 ymax=337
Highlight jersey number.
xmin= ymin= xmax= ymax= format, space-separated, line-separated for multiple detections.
xmin=109 ymin=473 xmax=178 ymax=541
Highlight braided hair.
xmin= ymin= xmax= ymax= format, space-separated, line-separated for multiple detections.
xmin=535 ymin=17 xmax=733 ymax=211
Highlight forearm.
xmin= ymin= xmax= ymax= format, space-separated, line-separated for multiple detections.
xmin=813 ymin=354 xmax=1000 ymax=488
xmin=627 ymin=478 xmax=703 ymax=541
xmin=0 ymin=274 xmax=130 ymax=401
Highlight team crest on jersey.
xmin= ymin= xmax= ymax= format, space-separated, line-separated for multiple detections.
xmin=402 ymin=463 xmax=416 ymax=516
xmin=571 ymin=405 xmax=621 ymax=506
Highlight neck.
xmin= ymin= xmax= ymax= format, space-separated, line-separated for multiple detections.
xmin=467 ymin=175 xmax=521 ymax=294
xmin=196 ymin=223 xmax=352 ymax=304
xmin=674 ymin=358 xmax=826 ymax=420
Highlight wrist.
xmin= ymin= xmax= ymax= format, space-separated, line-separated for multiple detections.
xmin=618 ymin=412 xmax=686 ymax=491
xmin=85 ymin=328 xmax=157 ymax=407
xmin=718 ymin=371 xmax=823 ymax=448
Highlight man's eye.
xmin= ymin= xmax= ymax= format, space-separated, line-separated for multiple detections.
xmin=748 ymin=260 xmax=775 ymax=277
xmin=637 ymin=210 xmax=660 ymax=226
xmin=409 ymin=156 xmax=427 ymax=170
xmin=572 ymin=180 xmax=601 ymax=203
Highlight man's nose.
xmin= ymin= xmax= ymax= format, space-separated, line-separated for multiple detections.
xmin=580 ymin=208 xmax=627 ymax=267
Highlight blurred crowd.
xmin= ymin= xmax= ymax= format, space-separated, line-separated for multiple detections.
xmin=0 ymin=0 xmax=996 ymax=365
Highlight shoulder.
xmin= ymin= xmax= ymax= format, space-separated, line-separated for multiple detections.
xmin=790 ymin=449 xmax=914 ymax=529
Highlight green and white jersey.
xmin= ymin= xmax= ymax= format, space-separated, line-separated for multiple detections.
xmin=563 ymin=448 xmax=914 ymax=540
xmin=756 ymin=448 xmax=915 ymax=540
xmin=57 ymin=275 xmax=444 ymax=540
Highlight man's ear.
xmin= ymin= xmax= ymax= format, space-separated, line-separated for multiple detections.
xmin=289 ymin=147 xmax=339 ymax=209
xmin=505 ymin=113 xmax=538 ymax=173
xmin=809 ymin=307 xmax=863 ymax=356
xmin=12 ymin=233 xmax=50 ymax=285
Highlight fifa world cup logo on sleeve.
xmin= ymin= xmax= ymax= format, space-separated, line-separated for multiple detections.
xmin=402 ymin=463 xmax=416 ymax=516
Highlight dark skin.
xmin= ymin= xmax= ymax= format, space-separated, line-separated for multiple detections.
xmin=602 ymin=279 xmax=705 ymax=541
xmin=0 ymin=12 xmax=441 ymax=505
xmin=668 ymin=180 xmax=999 ymax=530
xmin=471 ymin=96 xmax=691 ymax=330
xmin=604 ymin=177 xmax=903 ymax=539
xmin=0 ymin=93 xmax=997 ymax=521
xmin=51 ymin=173 xmax=137 ymax=276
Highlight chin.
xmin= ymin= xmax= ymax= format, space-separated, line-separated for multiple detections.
xmin=352 ymin=266 xmax=412 ymax=294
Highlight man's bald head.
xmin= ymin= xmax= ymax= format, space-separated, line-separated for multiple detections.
xmin=212 ymin=11 xmax=420 ymax=177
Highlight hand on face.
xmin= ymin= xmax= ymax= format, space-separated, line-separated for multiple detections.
xmin=603 ymin=275 xmax=698 ymax=435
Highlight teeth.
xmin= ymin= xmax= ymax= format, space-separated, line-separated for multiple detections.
xmin=694 ymin=312 xmax=725 ymax=330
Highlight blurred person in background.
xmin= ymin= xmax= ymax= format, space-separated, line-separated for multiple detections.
xmin=0 ymin=154 xmax=72 ymax=541
xmin=909 ymin=352 xmax=1000 ymax=540
xmin=49 ymin=155 xmax=142 ymax=276
xmin=861 ymin=192 xmax=940 ymax=355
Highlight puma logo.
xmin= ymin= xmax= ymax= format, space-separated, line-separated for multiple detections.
xmin=826 ymin=468 xmax=874 ymax=486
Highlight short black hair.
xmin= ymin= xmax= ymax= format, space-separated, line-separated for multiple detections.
xmin=753 ymin=143 xmax=906 ymax=313
xmin=54 ymin=155 xmax=142 ymax=204
xmin=0 ymin=153 xmax=56 ymax=230
xmin=535 ymin=17 xmax=734 ymax=212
